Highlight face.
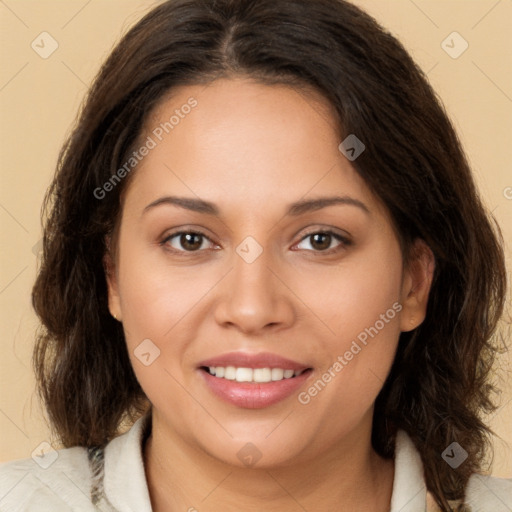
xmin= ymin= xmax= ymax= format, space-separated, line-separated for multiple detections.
xmin=106 ymin=77 xmax=433 ymax=468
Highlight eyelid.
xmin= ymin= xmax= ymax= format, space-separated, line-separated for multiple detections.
xmin=297 ymin=226 xmax=351 ymax=241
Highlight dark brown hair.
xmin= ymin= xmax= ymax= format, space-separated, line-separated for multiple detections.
xmin=32 ymin=0 xmax=508 ymax=510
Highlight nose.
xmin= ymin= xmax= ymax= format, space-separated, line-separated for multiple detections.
xmin=213 ymin=246 xmax=296 ymax=335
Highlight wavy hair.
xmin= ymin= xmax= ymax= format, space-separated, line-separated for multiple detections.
xmin=32 ymin=0 xmax=507 ymax=509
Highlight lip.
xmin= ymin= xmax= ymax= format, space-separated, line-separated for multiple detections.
xmin=197 ymin=351 xmax=310 ymax=371
xmin=200 ymin=369 xmax=312 ymax=409
xmin=197 ymin=352 xmax=313 ymax=409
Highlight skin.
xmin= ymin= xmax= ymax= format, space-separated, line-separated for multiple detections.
xmin=106 ymin=77 xmax=434 ymax=512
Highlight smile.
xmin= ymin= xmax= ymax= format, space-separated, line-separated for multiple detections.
xmin=197 ymin=352 xmax=313 ymax=409
xmin=203 ymin=366 xmax=307 ymax=382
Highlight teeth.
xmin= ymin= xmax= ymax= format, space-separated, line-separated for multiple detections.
xmin=225 ymin=366 xmax=236 ymax=380
xmin=236 ymin=367 xmax=253 ymax=382
xmin=254 ymin=368 xmax=272 ymax=382
xmin=206 ymin=366 xmax=302 ymax=383
xmin=271 ymin=368 xmax=284 ymax=381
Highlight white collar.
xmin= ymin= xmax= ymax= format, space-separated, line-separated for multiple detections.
xmin=102 ymin=414 xmax=432 ymax=511
xmin=389 ymin=430 xmax=428 ymax=511
xmin=103 ymin=414 xmax=153 ymax=510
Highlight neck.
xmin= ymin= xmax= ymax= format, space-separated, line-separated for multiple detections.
xmin=143 ymin=413 xmax=394 ymax=512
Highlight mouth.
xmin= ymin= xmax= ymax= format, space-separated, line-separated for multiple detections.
xmin=197 ymin=352 xmax=313 ymax=409
xmin=200 ymin=366 xmax=309 ymax=382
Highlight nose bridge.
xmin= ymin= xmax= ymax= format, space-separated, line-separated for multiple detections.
xmin=233 ymin=243 xmax=272 ymax=298
xmin=213 ymin=239 xmax=295 ymax=333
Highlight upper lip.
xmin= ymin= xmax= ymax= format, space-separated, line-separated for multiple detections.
xmin=198 ymin=352 xmax=311 ymax=371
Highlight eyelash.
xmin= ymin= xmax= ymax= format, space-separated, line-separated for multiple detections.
xmin=159 ymin=228 xmax=352 ymax=256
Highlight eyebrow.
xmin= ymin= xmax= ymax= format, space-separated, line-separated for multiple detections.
xmin=142 ymin=195 xmax=370 ymax=217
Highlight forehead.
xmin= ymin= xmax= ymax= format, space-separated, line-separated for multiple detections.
xmin=122 ymin=78 xmax=384 ymax=220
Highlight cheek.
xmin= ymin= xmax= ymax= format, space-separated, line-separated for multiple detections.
xmin=115 ymin=239 xmax=228 ymax=397
xmin=293 ymin=243 xmax=403 ymax=419
xmin=115 ymin=233 xmax=211 ymax=339
xmin=294 ymin=239 xmax=403 ymax=349
xmin=296 ymin=305 xmax=401 ymax=445
xmin=115 ymin=255 xmax=206 ymax=416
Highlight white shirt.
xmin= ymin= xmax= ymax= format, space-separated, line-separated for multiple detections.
xmin=1 ymin=414 xmax=511 ymax=511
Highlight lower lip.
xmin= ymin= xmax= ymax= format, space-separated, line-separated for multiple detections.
xmin=200 ymin=369 xmax=312 ymax=409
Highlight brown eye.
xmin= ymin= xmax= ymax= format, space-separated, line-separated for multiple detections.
xmin=163 ymin=231 xmax=213 ymax=252
xmin=295 ymin=230 xmax=351 ymax=254
xmin=179 ymin=233 xmax=203 ymax=251
xmin=309 ymin=233 xmax=333 ymax=251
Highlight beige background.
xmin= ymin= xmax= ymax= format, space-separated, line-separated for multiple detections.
xmin=0 ymin=0 xmax=510 ymax=476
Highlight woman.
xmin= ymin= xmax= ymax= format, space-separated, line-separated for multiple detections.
xmin=1 ymin=0 xmax=510 ymax=510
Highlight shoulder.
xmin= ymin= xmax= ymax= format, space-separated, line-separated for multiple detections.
xmin=464 ymin=473 xmax=512 ymax=512
xmin=393 ymin=430 xmax=512 ymax=512
xmin=0 ymin=413 xmax=153 ymax=512
xmin=0 ymin=445 xmax=96 ymax=511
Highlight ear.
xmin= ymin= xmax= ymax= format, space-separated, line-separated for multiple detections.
xmin=104 ymin=235 xmax=122 ymax=322
xmin=399 ymin=238 xmax=435 ymax=332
